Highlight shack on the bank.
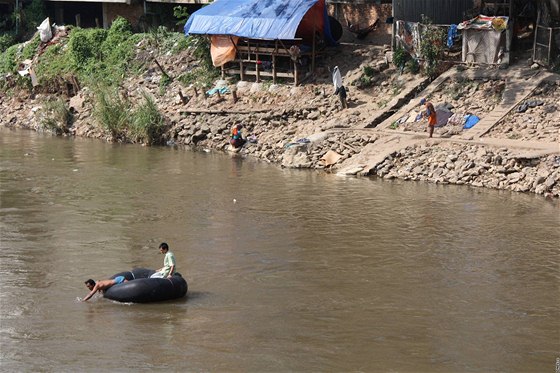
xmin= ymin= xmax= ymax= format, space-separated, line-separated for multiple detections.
xmin=184 ymin=0 xmax=337 ymax=85
xmin=533 ymin=0 xmax=560 ymax=67
xmin=391 ymin=0 xmax=516 ymax=66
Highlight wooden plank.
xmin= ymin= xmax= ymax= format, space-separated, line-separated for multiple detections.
xmin=181 ymin=108 xmax=271 ymax=115
xmin=235 ymin=45 xmax=315 ymax=56
xmin=225 ymin=70 xmax=295 ymax=78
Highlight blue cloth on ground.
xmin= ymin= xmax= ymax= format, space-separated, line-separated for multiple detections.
xmin=463 ymin=114 xmax=480 ymax=129
xmin=206 ymin=87 xmax=230 ymax=96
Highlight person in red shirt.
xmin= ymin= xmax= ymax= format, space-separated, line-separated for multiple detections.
xmin=420 ymin=98 xmax=437 ymax=138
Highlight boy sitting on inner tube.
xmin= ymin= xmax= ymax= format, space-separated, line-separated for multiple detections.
xmin=149 ymin=242 xmax=176 ymax=279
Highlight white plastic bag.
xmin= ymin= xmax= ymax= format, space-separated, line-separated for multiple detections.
xmin=37 ymin=18 xmax=52 ymax=43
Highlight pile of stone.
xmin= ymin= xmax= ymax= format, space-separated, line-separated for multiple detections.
xmin=487 ymin=81 xmax=559 ymax=142
xmin=372 ymin=142 xmax=559 ymax=197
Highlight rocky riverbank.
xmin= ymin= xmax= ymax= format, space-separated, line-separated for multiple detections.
xmin=1 ymin=40 xmax=558 ymax=198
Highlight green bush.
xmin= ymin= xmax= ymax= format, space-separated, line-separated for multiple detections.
xmin=39 ymin=98 xmax=73 ymax=134
xmin=69 ymin=29 xmax=93 ymax=65
xmin=21 ymin=35 xmax=41 ymax=59
xmin=173 ymin=6 xmax=190 ymax=27
xmin=108 ymin=16 xmax=133 ymax=35
xmin=420 ymin=16 xmax=445 ymax=79
xmin=93 ymin=88 xmax=131 ymax=141
xmin=0 ymin=32 xmax=17 ymax=53
xmin=393 ymin=46 xmax=409 ymax=71
xmin=69 ymin=28 xmax=107 ymax=65
xmin=188 ymin=35 xmax=212 ymax=69
xmin=363 ymin=65 xmax=375 ymax=77
xmin=63 ymin=20 xmax=135 ymax=86
xmin=34 ymin=43 xmax=73 ymax=85
xmin=22 ymin=0 xmax=46 ymax=33
xmin=353 ymin=75 xmax=374 ymax=89
xmin=130 ymin=91 xmax=166 ymax=145
xmin=101 ymin=18 xmax=135 ymax=82
xmin=406 ymin=58 xmax=420 ymax=74
xmin=172 ymin=35 xmax=190 ymax=53
xmin=0 ymin=44 xmax=19 ymax=73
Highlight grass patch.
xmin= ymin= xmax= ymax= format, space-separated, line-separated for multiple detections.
xmin=130 ymin=91 xmax=166 ymax=145
xmin=353 ymin=65 xmax=377 ymax=89
xmin=93 ymin=87 xmax=132 ymax=141
xmin=39 ymin=98 xmax=73 ymax=134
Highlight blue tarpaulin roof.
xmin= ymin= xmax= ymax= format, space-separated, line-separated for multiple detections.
xmin=184 ymin=0 xmax=319 ymax=40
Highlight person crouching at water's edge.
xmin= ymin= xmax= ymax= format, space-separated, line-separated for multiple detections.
xmin=150 ymin=242 xmax=176 ymax=278
xmin=230 ymin=124 xmax=246 ymax=148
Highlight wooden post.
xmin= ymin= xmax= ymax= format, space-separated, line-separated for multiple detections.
xmin=240 ymin=59 xmax=245 ymax=81
xmin=272 ymin=53 xmax=277 ymax=84
xmin=548 ymin=27 xmax=553 ymax=64
xmin=255 ymin=44 xmax=260 ymax=83
xmin=272 ymin=40 xmax=277 ymax=84
xmin=75 ymin=14 xmax=81 ymax=27
xmin=178 ymin=90 xmax=189 ymax=104
xmin=232 ymin=89 xmax=238 ymax=104
xmin=294 ymin=59 xmax=299 ymax=86
xmin=154 ymin=59 xmax=171 ymax=81
xmin=532 ymin=10 xmax=541 ymax=62
xmin=312 ymin=18 xmax=316 ymax=74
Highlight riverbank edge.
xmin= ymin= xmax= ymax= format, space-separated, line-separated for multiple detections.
xmin=3 ymin=101 xmax=558 ymax=200
xmin=1 ymin=64 xmax=559 ymax=199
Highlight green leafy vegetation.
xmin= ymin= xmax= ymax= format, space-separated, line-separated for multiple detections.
xmin=353 ymin=65 xmax=376 ymax=89
xmin=34 ymin=17 xmax=137 ymax=88
xmin=34 ymin=43 xmax=73 ymax=87
xmin=419 ymin=16 xmax=445 ymax=79
xmin=177 ymin=36 xmax=220 ymax=89
xmin=130 ymin=91 xmax=166 ymax=145
xmin=392 ymin=46 xmax=409 ymax=72
xmin=0 ymin=0 xmax=46 ymax=50
xmin=406 ymin=58 xmax=420 ymax=74
xmin=0 ymin=32 xmax=17 ymax=53
xmin=39 ymin=98 xmax=73 ymax=134
xmin=1 ymin=13 xmax=217 ymax=146
xmin=173 ymin=6 xmax=190 ymax=27
xmin=23 ymin=0 xmax=47 ymax=33
xmin=0 ymin=44 xmax=19 ymax=73
xmin=93 ymin=87 xmax=166 ymax=144
xmin=93 ymin=87 xmax=132 ymax=141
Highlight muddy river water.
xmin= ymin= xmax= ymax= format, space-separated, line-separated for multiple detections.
xmin=0 ymin=127 xmax=558 ymax=372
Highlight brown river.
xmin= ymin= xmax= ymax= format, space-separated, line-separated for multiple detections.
xmin=0 ymin=127 xmax=558 ymax=372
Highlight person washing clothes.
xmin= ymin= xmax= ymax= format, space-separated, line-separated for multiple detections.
xmin=230 ymin=124 xmax=246 ymax=148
